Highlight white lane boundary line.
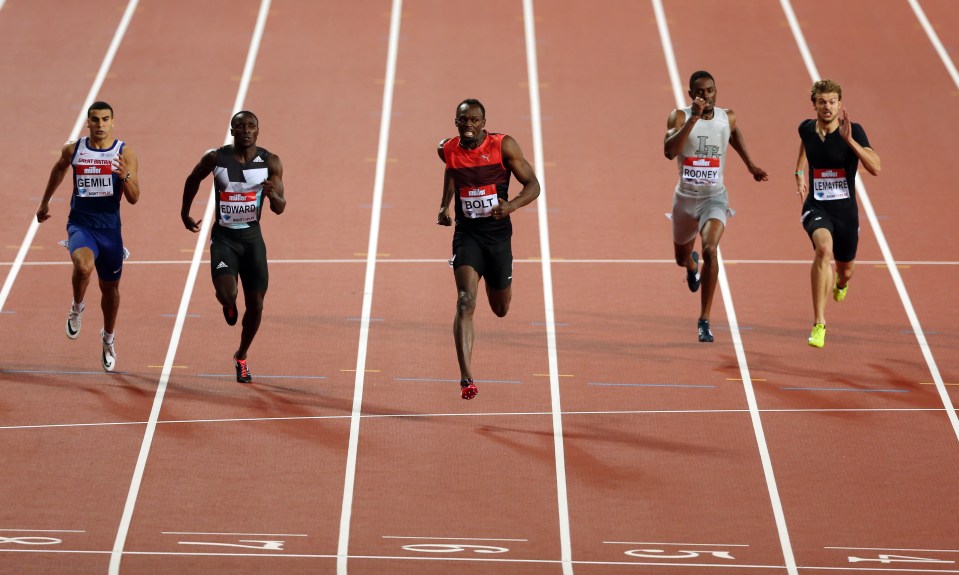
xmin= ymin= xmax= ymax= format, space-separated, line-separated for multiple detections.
xmin=5 ymin=258 xmax=959 ymax=267
xmin=107 ymin=2 xmax=273 ymax=573
xmin=0 ymin=0 xmax=139 ymax=313
xmin=336 ymin=0 xmax=402 ymax=573
xmin=522 ymin=1 xmax=573 ymax=574
xmin=1 ymin=407 xmax=952 ymax=432
xmin=909 ymin=0 xmax=959 ymax=87
xmin=780 ymin=0 xmax=959 ymax=444
xmin=902 ymin=0 xmax=959 ymax=442
xmin=651 ymin=1 xmax=798 ymax=574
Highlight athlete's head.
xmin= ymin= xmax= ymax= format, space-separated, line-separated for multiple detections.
xmin=455 ymin=99 xmax=486 ymax=148
xmin=86 ymin=101 xmax=115 ymax=141
xmin=230 ymin=110 xmax=259 ymax=148
xmin=88 ymin=101 xmax=114 ymax=118
xmin=688 ymin=71 xmax=716 ymax=114
xmin=811 ymin=79 xmax=842 ymax=124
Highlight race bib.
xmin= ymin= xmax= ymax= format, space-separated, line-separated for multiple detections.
xmin=681 ymin=157 xmax=721 ymax=186
xmin=219 ymin=190 xmax=259 ymax=224
xmin=75 ymin=161 xmax=115 ymax=197
xmin=459 ymin=184 xmax=498 ymax=218
xmin=812 ymin=168 xmax=849 ymax=201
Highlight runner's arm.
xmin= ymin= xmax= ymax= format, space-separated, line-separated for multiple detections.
xmin=116 ymin=145 xmax=140 ymax=204
xmin=36 ymin=142 xmax=74 ymax=223
xmin=492 ymin=135 xmax=540 ymax=220
xmin=664 ymin=108 xmax=696 ymax=159
xmin=840 ymin=112 xmax=881 ymax=176
xmin=795 ymin=141 xmax=808 ymax=203
xmin=181 ymin=150 xmax=217 ymax=232
xmin=437 ymin=169 xmax=454 ymax=226
xmin=265 ymin=153 xmax=286 ymax=215
xmin=727 ymin=109 xmax=767 ymax=182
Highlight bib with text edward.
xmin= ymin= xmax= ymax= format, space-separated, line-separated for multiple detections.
xmin=682 ymin=157 xmax=721 ymax=186
xmin=219 ymin=190 xmax=259 ymax=224
xmin=812 ymin=168 xmax=849 ymax=201
xmin=459 ymin=184 xmax=499 ymax=218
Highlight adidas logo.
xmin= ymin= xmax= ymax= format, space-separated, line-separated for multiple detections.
xmin=216 ymin=261 xmax=229 ymax=269
xmin=253 ymin=156 xmax=264 ymax=162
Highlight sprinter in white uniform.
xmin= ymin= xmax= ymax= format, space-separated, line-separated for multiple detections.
xmin=664 ymin=71 xmax=767 ymax=342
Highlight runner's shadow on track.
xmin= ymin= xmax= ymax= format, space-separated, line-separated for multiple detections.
xmin=474 ymin=420 xmax=736 ymax=488
xmin=735 ymin=351 xmax=929 ymax=410
xmin=0 ymin=369 xmax=157 ymax=417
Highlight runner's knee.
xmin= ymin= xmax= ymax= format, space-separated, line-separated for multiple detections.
xmin=457 ymin=290 xmax=477 ymax=316
xmin=701 ymin=241 xmax=718 ymax=263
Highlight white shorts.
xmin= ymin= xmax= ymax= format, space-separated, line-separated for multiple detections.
xmin=671 ymin=188 xmax=730 ymax=245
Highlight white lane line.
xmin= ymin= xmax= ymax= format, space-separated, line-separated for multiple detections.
xmin=908 ymin=0 xmax=959 ymax=89
xmin=652 ymin=2 xmax=798 ymax=574
xmin=780 ymin=0 xmax=959 ymax=444
xmin=604 ymin=541 xmax=749 ymax=547
xmin=522 ymin=1 xmax=573 ymax=574
xmin=2 ymin=407 xmax=952 ymax=432
xmin=162 ymin=532 xmax=307 ymax=537
xmin=0 ymin=0 xmax=139 ymax=313
xmin=0 ymin=529 xmax=85 ymax=533
xmin=107 ymin=2 xmax=273 ymax=573
xmin=827 ymin=546 xmax=959 ymax=553
xmin=903 ymin=0 xmax=959 ymax=442
xmin=336 ymin=0 xmax=402 ymax=573
xmin=5 ymin=257 xmax=959 ymax=267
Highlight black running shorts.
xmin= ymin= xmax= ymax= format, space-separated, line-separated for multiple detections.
xmin=450 ymin=233 xmax=513 ymax=290
xmin=801 ymin=206 xmax=859 ymax=263
xmin=209 ymin=226 xmax=269 ymax=292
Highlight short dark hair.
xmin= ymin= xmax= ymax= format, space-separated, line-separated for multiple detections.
xmin=688 ymin=70 xmax=714 ymax=91
xmin=88 ymin=101 xmax=114 ymax=117
xmin=456 ymin=98 xmax=485 ymax=119
xmin=231 ymin=110 xmax=259 ymax=127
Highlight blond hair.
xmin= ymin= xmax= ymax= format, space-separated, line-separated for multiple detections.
xmin=810 ymin=79 xmax=842 ymax=103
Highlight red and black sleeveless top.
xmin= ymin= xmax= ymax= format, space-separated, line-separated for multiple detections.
xmin=443 ymin=132 xmax=512 ymax=239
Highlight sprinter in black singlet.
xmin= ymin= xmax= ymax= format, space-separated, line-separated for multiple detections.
xmin=436 ymin=99 xmax=540 ymax=400
xmin=37 ymin=101 xmax=140 ymax=372
xmin=181 ymin=111 xmax=286 ymax=383
xmin=795 ymin=79 xmax=880 ymax=349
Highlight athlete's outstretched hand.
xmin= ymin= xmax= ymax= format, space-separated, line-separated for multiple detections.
xmin=182 ymin=214 xmax=201 ymax=233
xmin=437 ymin=207 xmax=452 ymax=226
xmin=36 ymin=203 xmax=51 ymax=223
xmin=839 ymin=108 xmax=852 ymax=142
xmin=748 ymin=164 xmax=768 ymax=182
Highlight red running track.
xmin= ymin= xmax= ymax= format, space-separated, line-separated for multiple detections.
xmin=0 ymin=1 xmax=957 ymax=574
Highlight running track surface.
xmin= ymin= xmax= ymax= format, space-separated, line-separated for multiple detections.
xmin=1 ymin=1 xmax=958 ymax=574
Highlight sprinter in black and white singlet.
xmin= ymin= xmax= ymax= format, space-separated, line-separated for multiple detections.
xmin=664 ymin=71 xmax=767 ymax=343
xmin=181 ymin=111 xmax=286 ymax=383
xmin=795 ymin=79 xmax=881 ymax=349
xmin=36 ymin=101 xmax=140 ymax=372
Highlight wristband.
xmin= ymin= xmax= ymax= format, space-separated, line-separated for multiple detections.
xmin=794 ymin=171 xmax=803 ymax=176
xmin=123 ymin=172 xmax=132 ymax=183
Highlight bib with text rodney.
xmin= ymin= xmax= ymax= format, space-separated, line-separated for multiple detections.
xmin=682 ymin=157 xmax=721 ymax=186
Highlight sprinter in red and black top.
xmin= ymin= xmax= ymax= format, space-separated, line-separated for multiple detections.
xmin=436 ymin=99 xmax=540 ymax=400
